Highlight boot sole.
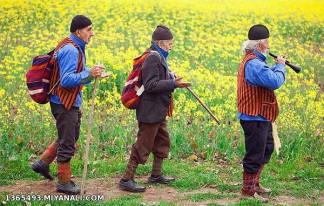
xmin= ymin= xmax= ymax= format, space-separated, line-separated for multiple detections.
xmin=148 ymin=178 xmax=175 ymax=184
xmin=241 ymin=193 xmax=268 ymax=203
xmin=148 ymin=180 xmax=169 ymax=184
xmin=256 ymin=191 xmax=271 ymax=197
xmin=119 ymin=184 xmax=146 ymax=193
xmin=56 ymin=188 xmax=80 ymax=195
xmin=256 ymin=190 xmax=271 ymax=194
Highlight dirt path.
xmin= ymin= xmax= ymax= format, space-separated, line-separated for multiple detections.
xmin=0 ymin=177 xmax=322 ymax=205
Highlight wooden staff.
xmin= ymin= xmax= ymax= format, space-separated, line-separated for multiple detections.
xmin=172 ymin=70 xmax=220 ymax=125
xmin=186 ymin=87 xmax=220 ymax=125
xmin=81 ymin=77 xmax=98 ymax=194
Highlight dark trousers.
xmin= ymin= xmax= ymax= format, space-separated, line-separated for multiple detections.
xmin=50 ymin=102 xmax=81 ymax=163
xmin=130 ymin=120 xmax=170 ymax=164
xmin=240 ymin=120 xmax=274 ymax=174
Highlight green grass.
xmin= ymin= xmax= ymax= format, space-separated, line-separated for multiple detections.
xmin=0 ymin=0 xmax=323 ymax=205
xmin=186 ymin=192 xmax=237 ymax=202
xmin=227 ymin=199 xmax=265 ymax=206
xmin=0 ymin=156 xmax=323 ymax=205
xmin=0 ymin=193 xmax=179 ymax=206
xmin=0 ymin=194 xmax=157 ymax=206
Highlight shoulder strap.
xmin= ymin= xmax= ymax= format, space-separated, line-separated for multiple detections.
xmin=148 ymin=50 xmax=163 ymax=64
xmin=53 ymin=38 xmax=80 ymax=59
xmin=150 ymin=50 xmax=161 ymax=60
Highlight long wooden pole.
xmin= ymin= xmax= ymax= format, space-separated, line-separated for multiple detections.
xmin=81 ymin=78 xmax=98 ymax=194
xmin=186 ymin=87 xmax=220 ymax=125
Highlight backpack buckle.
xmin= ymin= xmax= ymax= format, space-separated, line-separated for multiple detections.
xmin=53 ymin=51 xmax=58 ymax=59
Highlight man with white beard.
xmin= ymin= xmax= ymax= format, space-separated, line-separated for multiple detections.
xmin=237 ymin=24 xmax=286 ymax=202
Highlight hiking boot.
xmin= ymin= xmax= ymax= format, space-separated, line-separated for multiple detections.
xmin=148 ymin=175 xmax=175 ymax=184
xmin=31 ymin=159 xmax=54 ymax=180
xmin=256 ymin=183 xmax=272 ymax=195
xmin=241 ymin=192 xmax=269 ymax=202
xmin=56 ymin=180 xmax=81 ymax=195
xmin=119 ymin=179 xmax=146 ymax=192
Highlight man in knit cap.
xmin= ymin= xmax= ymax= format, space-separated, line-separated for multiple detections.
xmin=119 ymin=25 xmax=191 ymax=192
xmin=237 ymin=24 xmax=286 ymax=201
xmin=31 ymin=15 xmax=106 ymax=194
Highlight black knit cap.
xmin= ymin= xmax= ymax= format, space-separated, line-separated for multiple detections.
xmin=248 ymin=24 xmax=270 ymax=40
xmin=152 ymin=25 xmax=173 ymax=40
xmin=70 ymin=15 xmax=92 ymax=33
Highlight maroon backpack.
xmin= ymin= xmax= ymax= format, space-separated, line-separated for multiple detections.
xmin=121 ymin=50 xmax=158 ymax=109
xmin=26 ymin=39 xmax=78 ymax=104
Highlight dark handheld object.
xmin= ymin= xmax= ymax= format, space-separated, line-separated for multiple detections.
xmin=186 ymin=87 xmax=221 ymax=125
xmin=269 ymin=52 xmax=301 ymax=73
xmin=172 ymin=71 xmax=220 ymax=125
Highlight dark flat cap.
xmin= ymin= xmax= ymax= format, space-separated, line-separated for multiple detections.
xmin=152 ymin=25 xmax=173 ymax=40
xmin=248 ymin=24 xmax=269 ymax=40
xmin=70 ymin=15 xmax=92 ymax=33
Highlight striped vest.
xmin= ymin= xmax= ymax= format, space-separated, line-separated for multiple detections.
xmin=49 ymin=37 xmax=83 ymax=110
xmin=237 ymin=52 xmax=279 ymax=122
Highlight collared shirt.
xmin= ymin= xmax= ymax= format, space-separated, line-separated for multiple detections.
xmin=50 ymin=34 xmax=91 ymax=107
xmin=237 ymin=51 xmax=286 ymax=121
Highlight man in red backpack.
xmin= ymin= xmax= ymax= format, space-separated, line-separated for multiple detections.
xmin=119 ymin=25 xmax=191 ymax=192
xmin=31 ymin=15 xmax=105 ymax=194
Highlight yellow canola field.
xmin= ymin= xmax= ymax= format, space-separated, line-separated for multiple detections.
xmin=0 ymin=0 xmax=323 ymax=149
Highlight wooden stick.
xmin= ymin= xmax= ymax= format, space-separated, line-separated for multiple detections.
xmin=81 ymin=77 xmax=98 ymax=194
xmin=186 ymin=87 xmax=220 ymax=125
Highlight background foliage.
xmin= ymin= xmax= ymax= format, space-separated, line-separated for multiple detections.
xmin=0 ymin=0 xmax=323 ymax=183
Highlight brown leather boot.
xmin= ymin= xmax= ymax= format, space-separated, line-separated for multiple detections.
xmin=256 ymin=184 xmax=272 ymax=194
xmin=241 ymin=171 xmax=268 ymax=203
xmin=119 ymin=158 xmax=145 ymax=192
xmin=255 ymin=164 xmax=272 ymax=195
xmin=148 ymin=156 xmax=175 ymax=184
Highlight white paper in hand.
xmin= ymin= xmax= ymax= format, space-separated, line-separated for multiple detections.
xmin=101 ymin=72 xmax=111 ymax=78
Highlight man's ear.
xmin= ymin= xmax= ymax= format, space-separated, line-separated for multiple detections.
xmin=75 ymin=30 xmax=81 ymax=38
xmin=257 ymin=42 xmax=262 ymax=50
xmin=157 ymin=40 xmax=162 ymax=48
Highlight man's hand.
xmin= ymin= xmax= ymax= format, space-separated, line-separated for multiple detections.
xmin=175 ymin=76 xmax=192 ymax=88
xmin=275 ymin=56 xmax=286 ymax=65
xmin=90 ymin=65 xmax=105 ymax=78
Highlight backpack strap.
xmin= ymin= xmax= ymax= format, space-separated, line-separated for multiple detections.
xmin=147 ymin=50 xmax=161 ymax=62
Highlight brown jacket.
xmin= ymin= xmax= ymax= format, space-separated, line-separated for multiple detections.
xmin=136 ymin=46 xmax=174 ymax=123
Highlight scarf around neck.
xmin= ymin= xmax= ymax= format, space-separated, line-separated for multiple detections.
xmin=154 ymin=45 xmax=169 ymax=59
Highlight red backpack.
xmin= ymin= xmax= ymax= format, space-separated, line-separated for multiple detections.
xmin=26 ymin=40 xmax=78 ymax=104
xmin=26 ymin=50 xmax=56 ymax=104
xmin=121 ymin=50 xmax=158 ymax=109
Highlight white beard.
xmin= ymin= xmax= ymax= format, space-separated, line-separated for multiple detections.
xmin=261 ymin=48 xmax=269 ymax=56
